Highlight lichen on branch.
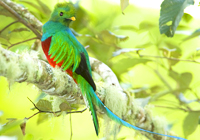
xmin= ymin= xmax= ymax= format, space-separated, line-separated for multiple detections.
xmin=0 ymin=46 xmax=177 ymax=140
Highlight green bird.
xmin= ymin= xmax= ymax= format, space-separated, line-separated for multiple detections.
xmin=41 ymin=2 xmax=186 ymax=140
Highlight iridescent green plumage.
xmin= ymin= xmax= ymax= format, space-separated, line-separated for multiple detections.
xmin=41 ymin=2 xmax=186 ymax=140
xmin=41 ymin=2 xmax=99 ymax=135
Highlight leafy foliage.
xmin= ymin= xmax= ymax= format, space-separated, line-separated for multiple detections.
xmin=183 ymin=112 xmax=200 ymax=137
xmin=35 ymin=99 xmax=52 ymax=112
xmin=159 ymin=0 xmax=194 ymax=37
xmin=0 ymin=0 xmax=200 ymax=140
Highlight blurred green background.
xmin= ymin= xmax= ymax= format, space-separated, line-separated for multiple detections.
xmin=1 ymin=0 xmax=200 ymax=139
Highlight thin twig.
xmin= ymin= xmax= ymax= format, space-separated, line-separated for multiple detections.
xmin=155 ymin=105 xmax=200 ymax=112
xmin=27 ymin=97 xmax=87 ymax=120
xmin=137 ymin=53 xmax=200 ymax=64
xmin=0 ymin=1 xmax=42 ymax=39
xmin=8 ymin=37 xmax=38 ymax=49
xmin=27 ymin=111 xmax=40 ymax=119
xmin=66 ymin=108 xmax=87 ymax=114
xmin=0 ymin=20 xmax=19 ymax=34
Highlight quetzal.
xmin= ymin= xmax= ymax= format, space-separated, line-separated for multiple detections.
xmin=41 ymin=2 xmax=186 ymax=140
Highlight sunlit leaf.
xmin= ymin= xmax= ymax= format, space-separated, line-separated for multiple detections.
xmin=183 ymin=28 xmax=200 ymax=41
xmin=34 ymin=92 xmax=47 ymax=102
xmin=71 ymin=6 xmax=90 ymax=31
xmin=179 ymin=72 xmax=192 ymax=90
xmin=37 ymin=113 xmax=50 ymax=125
xmin=183 ymin=112 xmax=200 ymax=137
xmin=114 ymin=25 xmax=138 ymax=32
xmin=23 ymin=134 xmax=34 ymax=140
xmin=169 ymin=71 xmax=192 ymax=92
xmin=59 ymin=102 xmax=71 ymax=111
xmin=159 ymin=0 xmax=194 ymax=37
xmin=111 ymin=58 xmax=151 ymax=76
xmin=120 ymin=0 xmax=129 ymax=14
xmin=139 ymin=21 xmax=156 ymax=30
xmin=0 ymin=119 xmax=24 ymax=135
xmin=97 ymin=30 xmax=129 ymax=45
xmin=160 ymin=43 xmax=182 ymax=66
xmin=36 ymin=0 xmax=51 ymax=14
xmin=182 ymin=13 xmax=193 ymax=23
xmin=113 ymin=48 xmax=144 ymax=57
xmin=161 ymin=46 xmax=177 ymax=52
xmin=36 ymin=99 xmax=52 ymax=112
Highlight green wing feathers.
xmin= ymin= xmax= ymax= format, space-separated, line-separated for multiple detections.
xmin=49 ymin=31 xmax=81 ymax=71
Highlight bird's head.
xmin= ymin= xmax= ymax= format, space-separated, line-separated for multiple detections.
xmin=50 ymin=2 xmax=76 ymax=26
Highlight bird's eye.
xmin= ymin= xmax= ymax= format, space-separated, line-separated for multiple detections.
xmin=60 ymin=12 xmax=63 ymax=16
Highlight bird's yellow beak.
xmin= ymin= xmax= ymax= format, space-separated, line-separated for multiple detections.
xmin=69 ymin=17 xmax=76 ymax=21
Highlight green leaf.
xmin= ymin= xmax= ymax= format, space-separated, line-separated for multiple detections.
xmin=183 ymin=28 xmax=200 ymax=41
xmin=113 ymin=48 xmax=144 ymax=57
xmin=159 ymin=0 xmax=194 ymax=37
xmin=37 ymin=113 xmax=50 ymax=125
xmin=179 ymin=72 xmax=192 ymax=90
xmin=111 ymin=58 xmax=151 ymax=75
xmin=139 ymin=21 xmax=156 ymax=30
xmin=159 ymin=43 xmax=182 ymax=66
xmin=114 ymin=25 xmax=138 ymax=32
xmin=34 ymin=92 xmax=47 ymax=102
xmin=169 ymin=71 xmax=192 ymax=92
xmin=36 ymin=99 xmax=52 ymax=112
xmin=182 ymin=13 xmax=193 ymax=23
xmin=98 ymin=30 xmax=129 ymax=45
xmin=0 ymin=119 xmax=24 ymax=135
xmin=183 ymin=112 xmax=200 ymax=137
xmin=120 ymin=0 xmax=129 ymax=14
xmin=36 ymin=0 xmax=51 ymax=14
xmin=59 ymin=102 xmax=71 ymax=111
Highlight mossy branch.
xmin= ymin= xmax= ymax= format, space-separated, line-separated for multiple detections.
xmin=0 ymin=47 xmax=177 ymax=140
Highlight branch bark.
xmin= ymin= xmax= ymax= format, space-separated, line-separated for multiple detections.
xmin=0 ymin=47 xmax=177 ymax=140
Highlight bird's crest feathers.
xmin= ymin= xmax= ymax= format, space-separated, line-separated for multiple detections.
xmin=50 ymin=2 xmax=76 ymax=26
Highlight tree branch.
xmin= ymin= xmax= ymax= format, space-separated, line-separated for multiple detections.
xmin=0 ymin=46 xmax=179 ymax=140
xmin=138 ymin=53 xmax=200 ymax=64
xmin=8 ymin=37 xmax=38 ymax=49
xmin=0 ymin=20 xmax=19 ymax=34
xmin=0 ymin=0 xmax=42 ymax=39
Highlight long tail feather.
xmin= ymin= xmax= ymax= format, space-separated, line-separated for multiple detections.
xmin=89 ymin=87 xmax=186 ymax=140
xmin=85 ymin=91 xmax=99 ymax=135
